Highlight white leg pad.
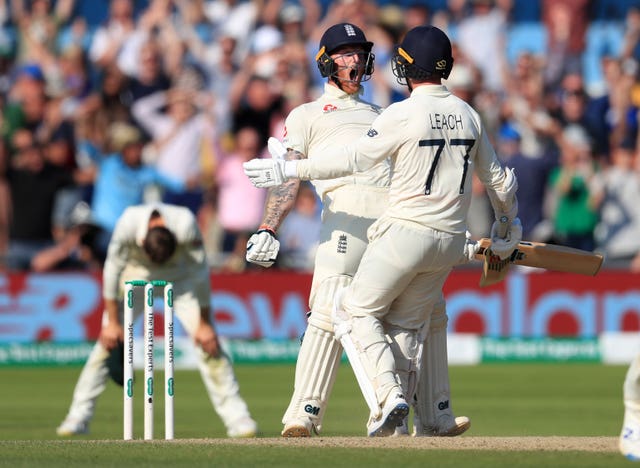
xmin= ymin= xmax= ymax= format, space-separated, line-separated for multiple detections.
xmin=282 ymin=275 xmax=352 ymax=433
xmin=281 ymin=322 xmax=342 ymax=433
xmin=387 ymin=326 xmax=423 ymax=405
xmin=414 ymin=299 xmax=455 ymax=434
xmin=625 ymin=355 xmax=640 ymax=402
xmin=333 ymin=290 xmax=400 ymax=419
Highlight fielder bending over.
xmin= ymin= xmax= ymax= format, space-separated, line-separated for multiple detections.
xmin=57 ymin=203 xmax=258 ymax=438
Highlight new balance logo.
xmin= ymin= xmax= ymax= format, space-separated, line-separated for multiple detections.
xmin=305 ymin=404 xmax=320 ymax=416
xmin=438 ymin=400 xmax=450 ymax=411
xmin=337 ymin=234 xmax=347 ymax=254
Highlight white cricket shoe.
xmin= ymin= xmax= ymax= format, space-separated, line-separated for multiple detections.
xmin=367 ymin=394 xmax=409 ymax=437
xmin=227 ymin=417 xmax=258 ymax=438
xmin=281 ymin=418 xmax=312 ymax=438
xmin=56 ymin=418 xmax=89 ymax=436
xmin=620 ymin=406 xmax=640 ymax=460
xmin=413 ymin=415 xmax=471 ymax=437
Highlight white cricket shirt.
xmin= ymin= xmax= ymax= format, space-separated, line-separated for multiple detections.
xmin=283 ymin=83 xmax=390 ymax=199
xmin=295 ymin=84 xmax=506 ymax=234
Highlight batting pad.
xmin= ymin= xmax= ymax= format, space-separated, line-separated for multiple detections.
xmin=387 ymin=326 xmax=423 ymax=407
xmin=625 ymin=356 xmax=640 ymax=402
xmin=414 ymin=300 xmax=454 ymax=433
xmin=282 ymin=324 xmax=342 ymax=432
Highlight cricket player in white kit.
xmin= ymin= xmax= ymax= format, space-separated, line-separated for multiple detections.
xmin=57 ymin=203 xmax=258 ymax=438
xmin=246 ymin=23 xmax=470 ymax=437
xmin=244 ymin=25 xmax=522 ymax=436
xmin=620 ymin=357 xmax=640 ymax=459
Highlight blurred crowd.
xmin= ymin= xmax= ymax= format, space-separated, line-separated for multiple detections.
xmin=0 ymin=0 xmax=639 ymax=274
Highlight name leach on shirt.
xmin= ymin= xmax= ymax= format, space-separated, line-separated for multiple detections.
xmin=429 ymin=113 xmax=464 ymax=130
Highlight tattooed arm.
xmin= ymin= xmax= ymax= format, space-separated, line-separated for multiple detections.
xmin=246 ymin=149 xmax=305 ymax=267
xmin=260 ymin=149 xmax=305 ymax=231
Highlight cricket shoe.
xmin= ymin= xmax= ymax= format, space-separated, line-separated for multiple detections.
xmin=620 ymin=406 xmax=640 ymax=460
xmin=56 ymin=418 xmax=89 ymax=436
xmin=281 ymin=418 xmax=312 ymax=438
xmin=392 ymin=417 xmax=410 ymax=437
xmin=413 ymin=415 xmax=471 ymax=437
xmin=227 ymin=417 xmax=258 ymax=438
xmin=367 ymin=394 xmax=409 ymax=437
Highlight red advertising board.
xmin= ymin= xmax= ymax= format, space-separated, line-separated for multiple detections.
xmin=0 ymin=269 xmax=638 ymax=342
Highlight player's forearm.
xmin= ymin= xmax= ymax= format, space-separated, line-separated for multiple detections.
xmin=261 ymin=149 xmax=304 ymax=230
xmin=294 ymin=143 xmax=380 ymax=180
xmin=104 ymin=298 xmax=120 ymax=326
xmin=261 ymin=178 xmax=300 ymax=230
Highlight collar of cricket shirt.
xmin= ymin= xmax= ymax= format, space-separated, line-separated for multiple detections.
xmin=411 ymin=83 xmax=450 ymax=97
xmin=323 ymin=82 xmax=364 ymax=100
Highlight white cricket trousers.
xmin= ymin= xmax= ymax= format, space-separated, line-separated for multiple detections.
xmin=341 ymin=217 xmax=465 ymax=404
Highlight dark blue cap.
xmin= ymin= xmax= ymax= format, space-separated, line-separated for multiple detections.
xmin=397 ymin=25 xmax=453 ymax=79
xmin=318 ymin=23 xmax=373 ymax=57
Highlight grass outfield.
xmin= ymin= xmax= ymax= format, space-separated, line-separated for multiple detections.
xmin=0 ymin=363 xmax=631 ymax=467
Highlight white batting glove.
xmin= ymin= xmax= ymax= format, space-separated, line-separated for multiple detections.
xmin=246 ymin=227 xmax=280 ymax=267
xmin=243 ymin=137 xmax=294 ymax=188
xmin=490 ymin=217 xmax=523 ymax=260
xmin=460 ymin=231 xmax=480 ymax=264
xmin=243 ymin=158 xmax=287 ymax=188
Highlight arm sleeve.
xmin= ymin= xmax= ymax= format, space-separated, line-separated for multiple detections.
xmin=295 ymin=108 xmax=401 ymax=180
xmin=471 ymin=126 xmax=507 ymax=191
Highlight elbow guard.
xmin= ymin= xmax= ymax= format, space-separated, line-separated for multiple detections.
xmin=486 ymin=167 xmax=518 ymax=225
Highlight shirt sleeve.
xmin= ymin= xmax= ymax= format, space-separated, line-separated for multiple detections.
xmin=294 ymin=104 xmax=403 ymax=180
xmin=472 ymin=125 xmax=507 ymax=191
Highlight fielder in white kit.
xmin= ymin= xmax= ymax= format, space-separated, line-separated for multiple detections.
xmin=244 ymin=25 xmax=522 ymax=436
xmin=57 ymin=203 xmax=258 ymax=438
xmin=620 ymin=356 xmax=640 ymax=458
xmin=246 ymin=23 xmax=471 ymax=437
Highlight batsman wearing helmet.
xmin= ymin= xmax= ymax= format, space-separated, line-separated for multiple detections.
xmin=244 ymin=25 xmax=521 ymax=436
xmin=245 ymin=23 xmax=469 ymax=437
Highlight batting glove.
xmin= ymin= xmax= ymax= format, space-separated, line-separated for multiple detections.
xmin=246 ymin=227 xmax=280 ymax=267
xmin=490 ymin=217 xmax=523 ymax=260
xmin=459 ymin=231 xmax=480 ymax=264
xmin=243 ymin=137 xmax=296 ymax=188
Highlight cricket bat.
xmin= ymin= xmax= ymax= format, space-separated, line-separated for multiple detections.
xmin=475 ymin=238 xmax=604 ymax=287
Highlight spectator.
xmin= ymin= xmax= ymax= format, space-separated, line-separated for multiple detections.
xmin=215 ymin=126 xmax=266 ymax=271
xmin=80 ymin=121 xmax=188 ymax=260
xmin=277 ymin=181 xmax=321 ymax=271
xmin=3 ymin=129 xmax=75 ymax=270
xmin=455 ymin=0 xmax=508 ymax=93
xmin=498 ymin=123 xmax=557 ymax=241
xmin=132 ymin=85 xmax=213 ymax=214
xmin=546 ymin=125 xmax=602 ymax=251
xmin=88 ymin=0 xmax=136 ymax=71
xmin=593 ymin=139 xmax=640 ymax=271
xmin=541 ymin=0 xmax=589 ymax=92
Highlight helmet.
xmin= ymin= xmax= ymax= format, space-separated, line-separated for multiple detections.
xmin=316 ymin=23 xmax=375 ymax=80
xmin=392 ymin=25 xmax=453 ymax=85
